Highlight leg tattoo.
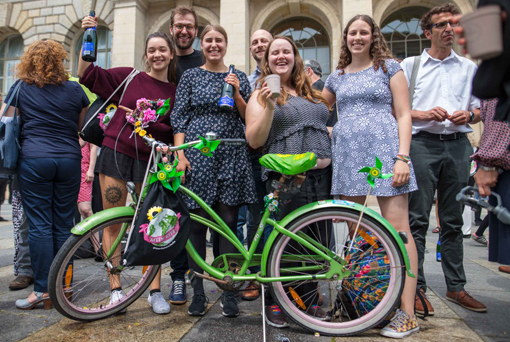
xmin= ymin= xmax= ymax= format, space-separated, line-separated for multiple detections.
xmin=104 ymin=185 xmax=123 ymax=205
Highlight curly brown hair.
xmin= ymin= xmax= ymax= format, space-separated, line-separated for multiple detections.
xmin=256 ymin=36 xmax=328 ymax=107
xmin=16 ymin=39 xmax=69 ymax=87
xmin=420 ymin=2 xmax=460 ymax=32
xmin=336 ymin=15 xmax=394 ymax=74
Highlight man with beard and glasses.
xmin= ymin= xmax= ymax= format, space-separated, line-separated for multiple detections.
xmin=166 ymin=5 xmax=204 ymax=306
xmin=170 ymin=6 xmax=204 ymax=84
xmin=401 ymin=2 xmax=485 ymax=316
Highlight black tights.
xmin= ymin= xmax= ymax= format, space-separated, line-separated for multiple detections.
xmin=187 ymin=203 xmax=239 ymax=294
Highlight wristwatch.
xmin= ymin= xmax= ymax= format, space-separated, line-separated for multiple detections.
xmin=478 ymin=165 xmax=504 ymax=174
xmin=468 ymin=111 xmax=475 ymax=123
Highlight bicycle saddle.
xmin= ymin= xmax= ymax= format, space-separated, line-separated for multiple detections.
xmin=259 ymin=152 xmax=317 ymax=175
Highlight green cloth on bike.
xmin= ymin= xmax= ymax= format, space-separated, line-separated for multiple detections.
xmin=259 ymin=152 xmax=317 ymax=176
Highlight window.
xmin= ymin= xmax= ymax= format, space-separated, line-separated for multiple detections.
xmin=381 ymin=7 xmax=431 ymax=60
xmin=74 ymin=27 xmax=112 ymax=75
xmin=271 ymin=18 xmax=331 ymax=79
xmin=0 ymin=35 xmax=24 ymax=96
xmin=192 ymin=26 xmax=205 ymax=51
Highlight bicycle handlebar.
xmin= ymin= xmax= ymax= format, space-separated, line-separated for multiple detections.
xmin=142 ymin=134 xmax=247 ymax=152
xmin=456 ymin=186 xmax=510 ymax=225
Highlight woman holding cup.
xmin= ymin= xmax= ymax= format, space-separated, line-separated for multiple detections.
xmin=245 ymin=35 xmax=332 ymax=328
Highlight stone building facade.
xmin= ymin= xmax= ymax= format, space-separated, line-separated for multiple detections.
xmin=0 ymin=0 xmax=478 ymax=92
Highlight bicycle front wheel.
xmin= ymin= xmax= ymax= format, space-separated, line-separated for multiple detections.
xmin=267 ymin=207 xmax=405 ymax=336
xmin=48 ymin=216 xmax=160 ymax=321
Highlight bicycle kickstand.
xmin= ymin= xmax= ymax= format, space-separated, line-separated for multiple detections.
xmin=261 ymin=284 xmax=267 ymax=342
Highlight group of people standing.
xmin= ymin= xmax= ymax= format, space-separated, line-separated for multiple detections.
xmin=4 ymin=1 xmax=506 ymax=339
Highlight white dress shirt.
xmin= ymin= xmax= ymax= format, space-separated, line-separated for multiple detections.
xmin=401 ymin=49 xmax=480 ymax=135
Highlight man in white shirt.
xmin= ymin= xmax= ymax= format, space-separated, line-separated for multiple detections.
xmin=401 ymin=2 xmax=486 ymax=316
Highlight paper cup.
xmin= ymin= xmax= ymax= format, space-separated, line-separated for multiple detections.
xmin=265 ymin=74 xmax=281 ymax=99
xmin=459 ymin=5 xmax=503 ymax=60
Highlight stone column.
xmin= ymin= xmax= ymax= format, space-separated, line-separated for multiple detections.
xmin=220 ymin=0 xmax=249 ymax=73
xmin=111 ymin=0 xmax=147 ymax=69
xmin=342 ymin=0 xmax=372 ymax=25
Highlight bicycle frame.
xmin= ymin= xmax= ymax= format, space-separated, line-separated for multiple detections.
xmin=70 ymin=137 xmax=413 ymax=283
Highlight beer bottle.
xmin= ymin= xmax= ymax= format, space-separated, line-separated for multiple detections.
xmin=82 ymin=11 xmax=98 ymax=62
xmin=219 ymin=65 xmax=236 ymax=112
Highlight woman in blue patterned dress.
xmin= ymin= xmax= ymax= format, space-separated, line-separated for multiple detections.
xmin=171 ymin=24 xmax=256 ymax=318
xmin=322 ymin=15 xmax=420 ymax=338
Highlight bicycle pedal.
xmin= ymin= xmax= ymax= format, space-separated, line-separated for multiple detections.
xmin=185 ymin=269 xmax=197 ymax=287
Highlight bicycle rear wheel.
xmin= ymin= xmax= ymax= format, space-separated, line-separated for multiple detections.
xmin=48 ymin=216 xmax=160 ymax=321
xmin=267 ymin=207 xmax=405 ymax=336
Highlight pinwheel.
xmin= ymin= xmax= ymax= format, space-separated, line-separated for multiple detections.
xmin=358 ymin=156 xmax=393 ymax=188
xmin=193 ymin=136 xmax=221 ymax=157
xmin=156 ymin=98 xmax=172 ymax=115
xmin=149 ymin=159 xmax=183 ymax=193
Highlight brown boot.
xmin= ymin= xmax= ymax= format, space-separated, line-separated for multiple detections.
xmin=446 ymin=290 xmax=487 ymax=313
xmin=499 ymin=265 xmax=510 ymax=274
xmin=241 ymin=282 xmax=260 ymax=301
xmin=415 ymin=288 xmax=434 ymax=317
xmin=9 ymin=275 xmax=34 ymax=291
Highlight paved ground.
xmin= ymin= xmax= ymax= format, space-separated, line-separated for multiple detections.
xmin=0 ymin=201 xmax=509 ymax=342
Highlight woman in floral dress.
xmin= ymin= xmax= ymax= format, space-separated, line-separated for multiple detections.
xmin=322 ymin=15 xmax=419 ymax=338
xmin=171 ymin=24 xmax=256 ymax=318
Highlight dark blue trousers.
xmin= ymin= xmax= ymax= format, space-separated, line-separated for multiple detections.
xmin=18 ymin=157 xmax=81 ymax=292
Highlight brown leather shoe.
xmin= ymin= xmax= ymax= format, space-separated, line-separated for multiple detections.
xmin=241 ymin=282 xmax=260 ymax=301
xmin=9 ymin=275 xmax=34 ymax=291
xmin=499 ymin=265 xmax=510 ymax=274
xmin=446 ymin=290 xmax=487 ymax=313
xmin=415 ymin=288 xmax=434 ymax=317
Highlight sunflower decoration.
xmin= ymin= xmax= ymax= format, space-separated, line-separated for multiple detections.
xmin=149 ymin=158 xmax=184 ymax=193
xmin=358 ymin=156 xmax=393 ymax=188
xmin=105 ymin=103 xmax=117 ymax=113
xmin=193 ymin=136 xmax=221 ymax=157
xmin=147 ymin=206 xmax=162 ymax=221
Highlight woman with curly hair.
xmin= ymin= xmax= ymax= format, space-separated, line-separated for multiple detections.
xmin=322 ymin=15 xmax=419 ymax=338
xmin=0 ymin=39 xmax=89 ymax=310
xmin=246 ymin=35 xmax=332 ymax=328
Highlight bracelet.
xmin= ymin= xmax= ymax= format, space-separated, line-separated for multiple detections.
xmin=393 ymin=154 xmax=411 ymax=164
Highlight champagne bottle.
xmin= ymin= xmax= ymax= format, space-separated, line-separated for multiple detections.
xmin=82 ymin=10 xmax=98 ymax=62
xmin=436 ymin=238 xmax=441 ymax=262
xmin=218 ymin=65 xmax=236 ymax=112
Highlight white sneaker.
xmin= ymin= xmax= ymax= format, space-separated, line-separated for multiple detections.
xmin=148 ymin=292 xmax=171 ymax=314
xmin=109 ymin=289 xmax=127 ymax=314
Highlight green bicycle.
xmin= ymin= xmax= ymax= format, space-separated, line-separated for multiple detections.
xmin=48 ymin=134 xmax=412 ymax=337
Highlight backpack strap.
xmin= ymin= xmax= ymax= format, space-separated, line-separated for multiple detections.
xmin=409 ymin=56 xmax=421 ymax=108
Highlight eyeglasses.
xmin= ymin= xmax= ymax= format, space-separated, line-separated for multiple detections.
xmin=172 ymin=24 xmax=196 ymax=31
xmin=429 ymin=20 xmax=458 ymax=30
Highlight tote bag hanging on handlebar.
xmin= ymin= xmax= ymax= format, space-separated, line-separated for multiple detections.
xmin=0 ymin=80 xmax=23 ymax=178
xmin=123 ymin=181 xmax=190 ymax=266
